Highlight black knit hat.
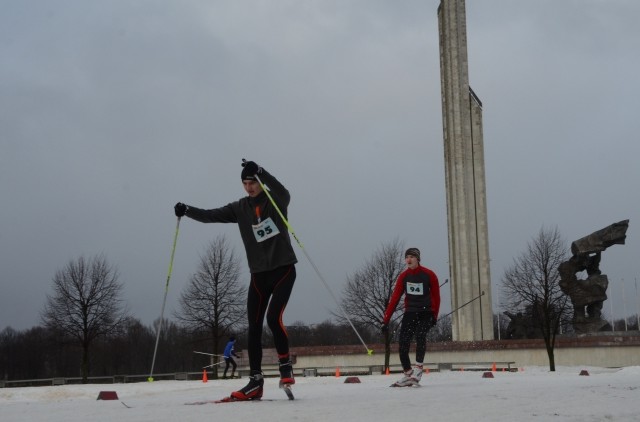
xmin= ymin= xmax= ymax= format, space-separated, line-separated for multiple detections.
xmin=241 ymin=166 xmax=256 ymax=181
xmin=405 ymin=248 xmax=420 ymax=261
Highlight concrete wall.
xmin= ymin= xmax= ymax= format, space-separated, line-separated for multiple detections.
xmin=284 ymin=334 xmax=640 ymax=370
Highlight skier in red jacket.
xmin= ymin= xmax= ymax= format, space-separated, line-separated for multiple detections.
xmin=382 ymin=248 xmax=440 ymax=386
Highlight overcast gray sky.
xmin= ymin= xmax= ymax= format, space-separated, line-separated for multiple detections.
xmin=2 ymin=0 xmax=638 ymax=331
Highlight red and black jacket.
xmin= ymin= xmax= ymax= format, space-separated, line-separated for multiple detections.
xmin=383 ymin=265 xmax=440 ymax=324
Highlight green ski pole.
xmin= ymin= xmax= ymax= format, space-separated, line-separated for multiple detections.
xmin=245 ymin=160 xmax=373 ymax=355
xmin=148 ymin=216 xmax=181 ymax=381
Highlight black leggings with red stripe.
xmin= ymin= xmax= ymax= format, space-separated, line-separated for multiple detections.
xmin=246 ymin=264 xmax=296 ymax=373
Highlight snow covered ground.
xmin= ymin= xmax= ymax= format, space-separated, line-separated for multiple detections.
xmin=2 ymin=366 xmax=639 ymax=422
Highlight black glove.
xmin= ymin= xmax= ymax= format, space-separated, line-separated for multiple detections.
xmin=381 ymin=324 xmax=389 ymax=335
xmin=174 ymin=202 xmax=188 ymax=217
xmin=241 ymin=160 xmax=262 ymax=178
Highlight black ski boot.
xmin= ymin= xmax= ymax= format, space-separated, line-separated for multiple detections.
xmin=279 ymin=359 xmax=295 ymax=400
xmin=279 ymin=359 xmax=295 ymax=386
xmin=230 ymin=372 xmax=264 ymax=401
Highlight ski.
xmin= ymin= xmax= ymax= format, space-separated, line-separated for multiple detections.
xmin=185 ymin=398 xmax=276 ymax=405
xmin=214 ymin=397 xmax=277 ymax=404
xmin=281 ymin=383 xmax=295 ymax=400
xmin=390 ymin=381 xmax=421 ymax=387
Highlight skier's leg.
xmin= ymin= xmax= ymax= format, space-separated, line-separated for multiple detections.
xmin=265 ymin=265 xmax=296 ymax=385
xmin=246 ymin=274 xmax=269 ymax=373
xmin=414 ymin=313 xmax=430 ymax=363
xmin=412 ymin=312 xmax=436 ymax=382
xmin=230 ymin=358 xmax=237 ymax=378
xmin=398 ymin=312 xmax=419 ymax=370
xmin=231 ymin=275 xmax=268 ymax=400
xmin=395 ymin=312 xmax=419 ymax=385
xmin=266 ymin=266 xmax=296 ymax=356
xmin=223 ymin=358 xmax=230 ymax=378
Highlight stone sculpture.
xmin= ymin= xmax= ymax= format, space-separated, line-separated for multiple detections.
xmin=558 ymin=220 xmax=629 ymax=333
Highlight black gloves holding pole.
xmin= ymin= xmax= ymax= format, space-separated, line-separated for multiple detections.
xmin=174 ymin=203 xmax=188 ymax=217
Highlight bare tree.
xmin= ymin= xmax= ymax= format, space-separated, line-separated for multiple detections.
xmin=174 ymin=235 xmax=246 ymax=377
xmin=41 ymin=255 xmax=128 ymax=382
xmin=337 ymin=238 xmax=406 ymax=369
xmin=428 ymin=315 xmax=453 ymax=342
xmin=501 ymin=226 xmax=572 ymax=371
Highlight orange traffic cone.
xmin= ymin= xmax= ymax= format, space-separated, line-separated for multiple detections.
xmin=335 ymin=367 xmax=340 ymax=377
xmin=425 ymin=367 xmax=430 ymax=374
xmin=492 ymin=362 xmax=497 ymax=372
xmin=202 ymin=369 xmax=208 ymax=383
xmin=385 ymin=367 xmax=390 ymax=375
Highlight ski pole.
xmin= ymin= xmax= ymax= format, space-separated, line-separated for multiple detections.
xmin=148 ymin=216 xmax=181 ymax=382
xmin=246 ymin=161 xmax=373 ymax=355
xmin=203 ymin=361 xmax=227 ymax=369
xmin=440 ymin=291 xmax=485 ymax=319
xmin=193 ymin=351 xmax=225 ymax=357
xmin=440 ymin=278 xmax=449 ymax=288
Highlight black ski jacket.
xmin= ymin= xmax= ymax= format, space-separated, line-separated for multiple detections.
xmin=184 ymin=169 xmax=298 ymax=274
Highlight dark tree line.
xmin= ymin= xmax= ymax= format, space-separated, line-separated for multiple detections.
xmin=0 ymin=317 xmax=210 ymax=381
xmin=4 ymin=309 xmax=638 ymax=381
xmin=2 ymin=317 xmax=452 ymax=381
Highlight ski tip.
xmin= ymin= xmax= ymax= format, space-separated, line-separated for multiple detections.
xmin=281 ymin=384 xmax=295 ymax=400
xmin=390 ymin=382 xmax=420 ymax=387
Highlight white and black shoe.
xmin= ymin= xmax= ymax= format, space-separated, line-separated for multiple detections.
xmin=391 ymin=369 xmax=417 ymax=387
xmin=411 ymin=364 xmax=424 ymax=383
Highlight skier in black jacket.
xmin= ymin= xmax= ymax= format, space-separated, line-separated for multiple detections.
xmin=175 ymin=160 xmax=297 ymax=400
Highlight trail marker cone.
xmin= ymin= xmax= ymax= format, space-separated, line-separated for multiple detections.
xmin=97 ymin=391 xmax=119 ymax=400
xmin=492 ymin=362 xmax=497 ymax=372
xmin=202 ymin=369 xmax=208 ymax=383
xmin=335 ymin=367 xmax=340 ymax=377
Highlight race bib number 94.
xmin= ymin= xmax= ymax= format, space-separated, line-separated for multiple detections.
xmin=252 ymin=217 xmax=280 ymax=242
xmin=406 ymin=282 xmax=424 ymax=296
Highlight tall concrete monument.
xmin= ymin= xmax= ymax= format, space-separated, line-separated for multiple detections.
xmin=438 ymin=0 xmax=493 ymax=340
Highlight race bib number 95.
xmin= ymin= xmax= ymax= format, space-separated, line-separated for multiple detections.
xmin=252 ymin=217 xmax=280 ymax=242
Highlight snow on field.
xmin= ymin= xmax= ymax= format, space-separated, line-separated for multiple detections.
xmin=2 ymin=366 xmax=639 ymax=422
